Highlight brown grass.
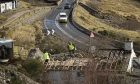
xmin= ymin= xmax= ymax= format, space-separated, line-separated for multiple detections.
xmin=0 ymin=15 xmax=7 ymax=24
xmin=74 ymin=5 xmax=140 ymax=44
xmin=84 ymin=0 xmax=140 ymax=21
xmin=7 ymin=25 xmax=36 ymax=47
xmin=6 ymin=20 xmax=67 ymax=59
xmin=18 ymin=0 xmax=31 ymax=9
xmin=7 ymin=21 xmax=45 ymax=59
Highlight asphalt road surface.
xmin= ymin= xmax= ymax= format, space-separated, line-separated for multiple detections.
xmin=44 ymin=0 xmax=120 ymax=51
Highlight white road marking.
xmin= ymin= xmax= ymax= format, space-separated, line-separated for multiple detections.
xmin=51 ymin=29 xmax=55 ymax=35
xmin=47 ymin=30 xmax=51 ymax=35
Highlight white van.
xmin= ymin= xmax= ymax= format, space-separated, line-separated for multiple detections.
xmin=58 ymin=12 xmax=68 ymax=23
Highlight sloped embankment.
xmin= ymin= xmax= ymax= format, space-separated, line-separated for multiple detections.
xmin=85 ymin=0 xmax=140 ymax=31
xmin=0 ymin=0 xmax=31 ymax=25
xmin=0 ymin=65 xmax=39 ymax=84
xmin=73 ymin=0 xmax=140 ymax=45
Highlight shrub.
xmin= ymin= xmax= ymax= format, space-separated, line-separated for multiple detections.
xmin=98 ymin=30 xmax=108 ymax=36
xmin=135 ymin=37 xmax=140 ymax=45
xmin=11 ymin=76 xmax=25 ymax=84
xmin=80 ymin=16 xmax=86 ymax=21
xmin=92 ymin=28 xmax=96 ymax=31
xmin=23 ymin=59 xmax=44 ymax=79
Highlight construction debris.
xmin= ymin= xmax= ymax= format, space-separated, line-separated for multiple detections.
xmin=45 ymin=58 xmax=91 ymax=71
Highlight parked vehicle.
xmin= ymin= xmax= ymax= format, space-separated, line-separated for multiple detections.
xmin=58 ymin=12 xmax=68 ymax=23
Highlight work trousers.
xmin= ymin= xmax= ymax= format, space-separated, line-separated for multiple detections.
xmin=69 ymin=50 xmax=75 ymax=57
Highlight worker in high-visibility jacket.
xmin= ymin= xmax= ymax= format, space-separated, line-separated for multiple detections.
xmin=43 ymin=51 xmax=50 ymax=63
xmin=67 ymin=42 xmax=76 ymax=56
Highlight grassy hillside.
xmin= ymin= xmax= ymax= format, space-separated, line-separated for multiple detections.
xmin=0 ymin=0 xmax=31 ymax=24
xmin=91 ymin=0 xmax=140 ymax=17
xmin=74 ymin=0 xmax=140 ymax=45
xmin=84 ymin=0 xmax=140 ymax=18
xmin=86 ymin=0 xmax=140 ymax=31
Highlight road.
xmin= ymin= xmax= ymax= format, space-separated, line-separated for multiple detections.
xmin=44 ymin=0 xmax=140 ymax=82
xmin=44 ymin=0 xmax=118 ymax=51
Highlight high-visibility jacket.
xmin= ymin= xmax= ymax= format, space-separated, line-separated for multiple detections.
xmin=43 ymin=52 xmax=50 ymax=60
xmin=68 ymin=44 xmax=75 ymax=50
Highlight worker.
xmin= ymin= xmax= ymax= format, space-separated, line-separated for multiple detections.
xmin=43 ymin=51 xmax=50 ymax=63
xmin=67 ymin=42 xmax=76 ymax=56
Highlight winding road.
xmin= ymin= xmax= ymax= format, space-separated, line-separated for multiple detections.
xmin=44 ymin=0 xmax=119 ymax=51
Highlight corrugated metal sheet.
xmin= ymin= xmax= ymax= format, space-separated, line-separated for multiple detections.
xmin=0 ymin=0 xmax=14 ymax=3
xmin=0 ymin=0 xmax=16 ymax=13
xmin=0 ymin=3 xmax=6 ymax=13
